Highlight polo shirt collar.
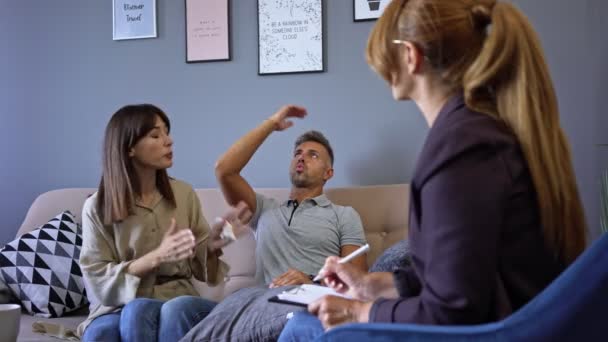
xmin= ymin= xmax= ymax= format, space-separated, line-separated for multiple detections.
xmin=310 ymin=194 xmax=331 ymax=207
xmin=285 ymin=194 xmax=331 ymax=207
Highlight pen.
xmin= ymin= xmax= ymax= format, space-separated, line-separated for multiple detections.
xmin=313 ymin=243 xmax=370 ymax=282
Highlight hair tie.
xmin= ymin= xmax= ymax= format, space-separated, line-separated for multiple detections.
xmin=471 ymin=3 xmax=494 ymax=30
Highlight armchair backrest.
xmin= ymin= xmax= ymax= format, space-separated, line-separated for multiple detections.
xmin=320 ymin=234 xmax=608 ymax=341
xmin=500 ymin=233 xmax=608 ymax=341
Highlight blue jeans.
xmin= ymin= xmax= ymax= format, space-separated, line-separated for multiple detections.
xmin=278 ymin=311 xmax=325 ymax=342
xmin=83 ymin=295 xmax=217 ymax=342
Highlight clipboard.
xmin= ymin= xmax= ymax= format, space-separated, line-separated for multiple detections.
xmin=267 ymin=284 xmax=349 ymax=307
xmin=268 ymin=295 xmax=308 ymax=307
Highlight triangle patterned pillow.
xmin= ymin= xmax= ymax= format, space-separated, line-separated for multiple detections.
xmin=0 ymin=210 xmax=88 ymax=317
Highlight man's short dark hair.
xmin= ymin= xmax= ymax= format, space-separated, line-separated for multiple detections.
xmin=294 ymin=130 xmax=334 ymax=166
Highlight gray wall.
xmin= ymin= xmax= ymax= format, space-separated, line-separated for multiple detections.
xmin=1 ymin=0 xmax=606 ymax=245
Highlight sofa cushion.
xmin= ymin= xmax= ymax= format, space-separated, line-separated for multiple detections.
xmin=17 ymin=185 xmax=410 ymax=302
xmin=0 ymin=211 xmax=88 ymax=317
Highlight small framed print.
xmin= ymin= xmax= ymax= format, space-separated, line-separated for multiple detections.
xmin=113 ymin=0 xmax=157 ymax=40
xmin=186 ymin=0 xmax=231 ymax=63
xmin=353 ymin=0 xmax=389 ymax=22
xmin=258 ymin=0 xmax=324 ymax=75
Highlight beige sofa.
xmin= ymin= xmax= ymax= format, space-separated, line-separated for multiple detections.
xmin=13 ymin=185 xmax=409 ymax=341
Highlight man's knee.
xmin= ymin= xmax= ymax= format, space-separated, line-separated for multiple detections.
xmin=279 ymin=312 xmax=324 ymax=341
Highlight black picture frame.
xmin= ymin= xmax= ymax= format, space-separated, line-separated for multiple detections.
xmin=257 ymin=0 xmax=324 ymax=75
xmin=353 ymin=0 xmax=386 ymax=22
xmin=185 ymin=0 xmax=232 ymax=63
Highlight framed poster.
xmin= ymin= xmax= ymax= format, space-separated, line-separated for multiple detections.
xmin=186 ymin=0 xmax=231 ymax=63
xmin=353 ymin=0 xmax=389 ymax=22
xmin=113 ymin=0 xmax=157 ymax=40
xmin=258 ymin=0 xmax=324 ymax=75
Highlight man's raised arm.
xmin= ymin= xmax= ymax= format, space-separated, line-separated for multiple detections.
xmin=214 ymin=105 xmax=307 ymax=215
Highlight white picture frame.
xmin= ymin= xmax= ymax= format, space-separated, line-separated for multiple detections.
xmin=113 ymin=0 xmax=157 ymax=40
xmin=353 ymin=0 xmax=389 ymax=22
xmin=258 ymin=0 xmax=324 ymax=75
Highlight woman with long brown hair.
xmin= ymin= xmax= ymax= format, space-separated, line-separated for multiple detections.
xmin=279 ymin=0 xmax=587 ymax=339
xmin=78 ymin=104 xmax=250 ymax=341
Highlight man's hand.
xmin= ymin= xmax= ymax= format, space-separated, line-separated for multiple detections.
xmin=268 ymin=105 xmax=307 ymax=131
xmin=269 ymin=268 xmax=312 ymax=288
xmin=208 ymin=201 xmax=252 ymax=253
xmin=308 ymin=296 xmax=373 ymax=330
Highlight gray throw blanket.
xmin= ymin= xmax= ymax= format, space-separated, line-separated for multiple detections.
xmin=180 ymin=285 xmax=304 ymax=342
xmin=180 ymin=239 xmax=411 ymax=342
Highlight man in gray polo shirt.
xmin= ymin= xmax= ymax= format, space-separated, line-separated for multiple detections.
xmin=180 ymin=105 xmax=367 ymax=341
xmin=215 ymin=104 xmax=367 ymax=285
xmin=254 ymin=192 xmax=366 ymax=286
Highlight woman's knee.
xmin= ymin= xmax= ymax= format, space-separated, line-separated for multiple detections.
xmin=162 ymin=295 xmax=217 ymax=321
xmin=120 ymin=298 xmax=162 ymax=328
xmin=122 ymin=298 xmax=162 ymax=314
xmin=83 ymin=328 xmax=119 ymax=342
xmin=82 ymin=314 xmax=120 ymax=342
xmin=157 ymin=296 xmax=218 ymax=341
xmin=120 ymin=298 xmax=163 ymax=341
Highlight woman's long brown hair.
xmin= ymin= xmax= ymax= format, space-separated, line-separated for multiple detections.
xmin=97 ymin=104 xmax=176 ymax=225
xmin=367 ymin=0 xmax=587 ymax=265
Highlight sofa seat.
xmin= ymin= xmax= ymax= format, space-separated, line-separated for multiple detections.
xmin=11 ymin=185 xmax=409 ymax=341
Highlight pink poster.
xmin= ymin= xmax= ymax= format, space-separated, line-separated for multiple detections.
xmin=186 ymin=0 xmax=230 ymax=62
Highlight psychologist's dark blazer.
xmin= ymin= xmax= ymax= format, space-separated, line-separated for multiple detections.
xmin=370 ymin=94 xmax=564 ymax=324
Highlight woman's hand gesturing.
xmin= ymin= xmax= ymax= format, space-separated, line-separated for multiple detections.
xmin=153 ymin=218 xmax=196 ymax=263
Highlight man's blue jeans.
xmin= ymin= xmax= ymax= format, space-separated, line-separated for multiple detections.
xmin=278 ymin=311 xmax=325 ymax=342
xmin=82 ymin=295 xmax=217 ymax=342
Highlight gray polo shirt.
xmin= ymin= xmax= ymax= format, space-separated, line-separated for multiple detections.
xmin=251 ymin=193 xmax=367 ymax=284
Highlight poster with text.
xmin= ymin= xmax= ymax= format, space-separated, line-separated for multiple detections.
xmin=186 ymin=0 xmax=231 ymax=62
xmin=258 ymin=0 xmax=324 ymax=75
xmin=113 ymin=0 xmax=157 ymax=40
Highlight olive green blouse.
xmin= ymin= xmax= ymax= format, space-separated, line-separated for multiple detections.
xmin=77 ymin=179 xmax=228 ymax=335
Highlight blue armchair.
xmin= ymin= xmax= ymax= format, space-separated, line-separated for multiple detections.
xmin=318 ymin=233 xmax=608 ymax=341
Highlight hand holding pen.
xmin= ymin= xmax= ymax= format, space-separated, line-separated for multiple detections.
xmin=313 ymin=244 xmax=375 ymax=301
xmin=313 ymin=244 xmax=369 ymax=282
